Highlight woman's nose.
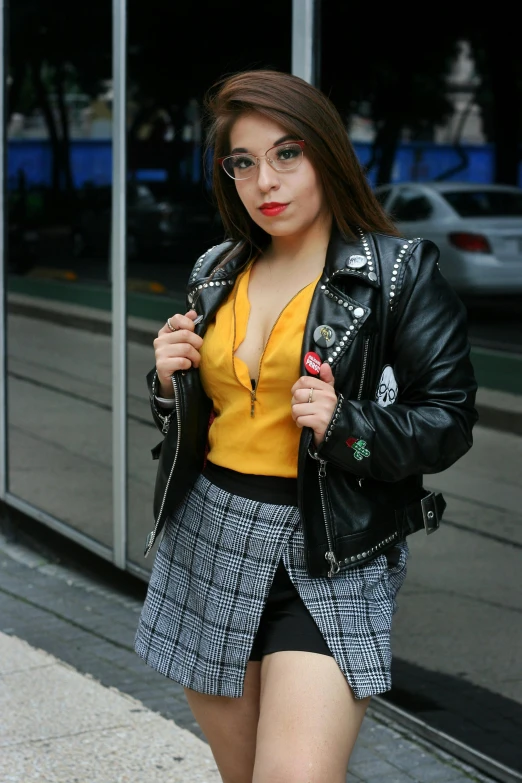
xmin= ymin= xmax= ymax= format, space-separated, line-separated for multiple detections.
xmin=256 ymin=158 xmax=280 ymax=191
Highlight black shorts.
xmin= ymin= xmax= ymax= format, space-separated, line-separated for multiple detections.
xmin=249 ymin=558 xmax=333 ymax=660
xmin=202 ymin=461 xmax=332 ymax=662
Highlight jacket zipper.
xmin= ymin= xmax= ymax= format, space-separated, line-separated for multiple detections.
xmin=357 ymin=336 xmax=371 ymax=401
xmin=355 ymin=336 xmax=371 ymax=488
xmin=144 ymin=373 xmax=182 ymax=556
xmin=314 ymin=335 xmax=372 ymax=566
xmin=318 ymin=459 xmax=340 ymax=577
xmin=233 ymin=275 xmax=313 ymax=417
xmin=250 ymin=379 xmax=257 ymax=417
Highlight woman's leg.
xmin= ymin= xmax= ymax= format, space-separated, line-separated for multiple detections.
xmin=252 ymin=651 xmax=370 ymax=783
xmin=184 ymin=660 xmax=262 ymax=783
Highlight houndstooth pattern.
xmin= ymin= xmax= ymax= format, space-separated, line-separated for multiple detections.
xmin=135 ymin=473 xmax=408 ymax=699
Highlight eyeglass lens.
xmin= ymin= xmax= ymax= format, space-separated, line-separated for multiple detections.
xmin=222 ymin=142 xmax=303 ymax=180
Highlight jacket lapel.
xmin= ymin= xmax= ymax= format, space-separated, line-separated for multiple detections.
xmin=301 ymin=228 xmax=379 ymax=374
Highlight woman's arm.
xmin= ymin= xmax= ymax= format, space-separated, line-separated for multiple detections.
xmin=313 ymin=240 xmax=478 ymax=482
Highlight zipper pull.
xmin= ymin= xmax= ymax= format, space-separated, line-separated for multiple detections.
xmin=325 ymin=551 xmax=340 ymax=577
xmin=319 ymin=459 xmax=326 ymax=478
xmin=250 ymin=379 xmax=257 ymax=418
xmin=358 ymin=477 xmax=365 ymax=487
xmin=161 ymin=414 xmax=171 ymax=434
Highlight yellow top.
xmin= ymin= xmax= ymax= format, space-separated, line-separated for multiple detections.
xmin=199 ymin=263 xmax=320 ymax=478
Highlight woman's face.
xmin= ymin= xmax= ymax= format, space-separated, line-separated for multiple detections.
xmin=228 ymin=112 xmax=330 ymax=240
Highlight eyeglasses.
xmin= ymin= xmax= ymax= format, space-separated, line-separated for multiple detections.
xmin=218 ymin=140 xmax=305 ymax=180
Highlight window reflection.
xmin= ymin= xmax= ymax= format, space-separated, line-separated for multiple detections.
xmin=6 ymin=0 xmax=113 ymax=547
xmin=320 ymin=1 xmax=522 ymax=772
xmin=125 ymin=1 xmax=292 ymax=566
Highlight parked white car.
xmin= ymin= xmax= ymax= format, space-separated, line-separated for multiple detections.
xmin=374 ymin=182 xmax=522 ymax=295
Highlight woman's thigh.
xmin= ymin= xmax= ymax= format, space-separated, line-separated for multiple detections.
xmin=253 ymin=651 xmax=370 ymax=783
xmin=184 ymin=660 xmax=262 ymax=783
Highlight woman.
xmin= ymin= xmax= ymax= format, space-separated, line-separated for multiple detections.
xmin=135 ymin=70 xmax=477 ymax=783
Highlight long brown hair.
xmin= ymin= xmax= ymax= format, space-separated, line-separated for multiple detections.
xmin=203 ymin=69 xmax=399 ymax=256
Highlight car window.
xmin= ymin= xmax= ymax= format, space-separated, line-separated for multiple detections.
xmin=442 ymin=190 xmax=522 ymax=217
xmin=389 ymin=190 xmax=433 ymax=221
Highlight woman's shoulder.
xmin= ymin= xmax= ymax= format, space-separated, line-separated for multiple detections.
xmin=370 ymin=230 xmax=438 ymax=254
xmin=187 ymin=240 xmax=236 ymax=282
xmin=368 ymin=231 xmax=441 ymax=276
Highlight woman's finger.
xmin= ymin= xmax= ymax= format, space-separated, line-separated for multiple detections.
xmin=290 ymin=375 xmax=332 ymax=396
xmin=158 ymin=311 xmax=198 ymax=336
xmin=157 ymin=341 xmax=202 ymax=368
xmin=154 ymin=329 xmax=203 ymax=352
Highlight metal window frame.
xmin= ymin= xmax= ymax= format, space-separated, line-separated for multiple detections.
xmin=292 ymin=0 xmax=319 ymax=86
xmin=112 ymin=0 xmax=127 ymax=569
xmin=0 ymin=0 xmax=6 ymax=503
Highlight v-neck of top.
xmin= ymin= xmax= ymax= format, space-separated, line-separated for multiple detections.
xmin=233 ymin=263 xmax=321 ymax=391
xmin=198 ymin=263 xmax=321 ymax=478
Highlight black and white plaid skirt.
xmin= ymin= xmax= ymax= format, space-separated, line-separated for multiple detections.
xmin=135 ymin=471 xmax=408 ymax=699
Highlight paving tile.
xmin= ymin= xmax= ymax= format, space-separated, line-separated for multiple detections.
xmin=362 ymin=774 xmax=416 ymax=783
xmin=348 ymin=758 xmax=403 ymax=779
xmin=410 ymin=763 xmax=471 ymax=782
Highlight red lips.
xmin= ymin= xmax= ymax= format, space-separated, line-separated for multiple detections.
xmin=259 ymin=202 xmax=288 ymax=217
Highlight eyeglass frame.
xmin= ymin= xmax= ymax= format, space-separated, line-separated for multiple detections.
xmin=217 ymin=140 xmax=306 ymax=180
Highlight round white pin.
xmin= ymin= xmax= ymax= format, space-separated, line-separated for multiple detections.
xmin=346 ymin=254 xmax=367 ymax=269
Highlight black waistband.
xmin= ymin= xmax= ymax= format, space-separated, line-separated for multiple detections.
xmin=203 ymin=461 xmax=298 ymax=507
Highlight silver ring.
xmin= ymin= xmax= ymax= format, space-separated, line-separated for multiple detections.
xmin=167 ymin=318 xmax=177 ymax=332
xmin=308 ymin=388 xmax=314 ymax=404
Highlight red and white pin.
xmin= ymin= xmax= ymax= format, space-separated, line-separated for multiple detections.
xmin=304 ymin=351 xmax=322 ymax=375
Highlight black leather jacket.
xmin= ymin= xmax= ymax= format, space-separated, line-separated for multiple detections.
xmin=144 ymin=228 xmax=478 ymax=577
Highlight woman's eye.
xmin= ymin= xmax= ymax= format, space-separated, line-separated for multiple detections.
xmin=233 ymin=156 xmax=255 ymax=170
xmin=276 ymin=146 xmax=299 ymax=160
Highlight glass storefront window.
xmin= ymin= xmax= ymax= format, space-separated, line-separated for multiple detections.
xmin=320 ymin=2 xmax=522 ymax=771
xmin=125 ymin=1 xmax=292 ymax=568
xmin=6 ymin=1 xmax=114 ymax=551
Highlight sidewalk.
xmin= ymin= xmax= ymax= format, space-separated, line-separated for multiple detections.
xmin=0 ymin=528 xmax=505 ymax=783
xmin=0 ymin=633 xmax=219 ymax=783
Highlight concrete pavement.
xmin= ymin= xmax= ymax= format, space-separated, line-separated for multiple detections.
xmin=0 ymin=633 xmax=220 ymax=783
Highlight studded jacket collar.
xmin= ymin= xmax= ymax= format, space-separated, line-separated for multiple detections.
xmin=145 ymin=228 xmax=478 ymax=577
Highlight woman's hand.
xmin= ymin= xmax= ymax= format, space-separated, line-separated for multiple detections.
xmin=291 ymin=363 xmax=338 ymax=447
xmin=154 ymin=310 xmax=203 ymax=397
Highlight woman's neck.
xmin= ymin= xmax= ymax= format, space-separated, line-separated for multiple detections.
xmin=261 ymin=215 xmax=332 ymax=276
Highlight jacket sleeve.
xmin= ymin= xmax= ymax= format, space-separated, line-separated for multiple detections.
xmin=146 ymin=366 xmax=174 ymax=434
xmin=315 ymin=239 xmax=478 ymax=482
xmin=144 ymin=245 xmax=217 ymax=436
